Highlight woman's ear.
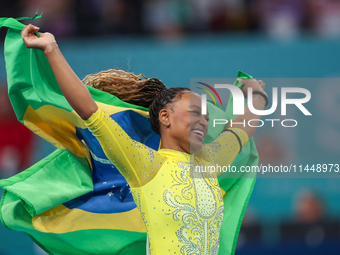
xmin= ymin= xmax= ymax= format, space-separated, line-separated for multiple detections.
xmin=159 ymin=108 xmax=170 ymax=127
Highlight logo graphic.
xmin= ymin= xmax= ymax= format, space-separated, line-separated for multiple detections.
xmin=197 ymin=82 xmax=222 ymax=107
xmin=196 ymin=82 xmax=312 ymax=128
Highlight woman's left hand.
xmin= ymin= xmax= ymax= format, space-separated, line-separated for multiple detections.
xmin=21 ymin=24 xmax=56 ymax=52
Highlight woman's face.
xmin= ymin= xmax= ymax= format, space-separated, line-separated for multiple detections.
xmin=167 ymin=92 xmax=209 ymax=154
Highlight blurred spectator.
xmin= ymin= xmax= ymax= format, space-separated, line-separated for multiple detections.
xmin=0 ymin=87 xmax=34 ymax=178
xmin=189 ymin=0 xmax=249 ymax=32
xmin=100 ymin=0 xmax=143 ymax=35
xmin=237 ymin=206 xmax=261 ymax=249
xmin=242 ymin=205 xmax=259 ymax=226
xmin=74 ymin=0 xmax=102 ymax=37
xmin=251 ymin=0 xmax=305 ymax=39
xmin=210 ymin=0 xmax=249 ymax=32
xmin=279 ymin=189 xmax=337 ymax=248
xmin=306 ymin=0 xmax=340 ymax=38
xmin=20 ymin=0 xmax=76 ymax=38
xmin=142 ymin=0 xmax=192 ymax=38
xmin=2 ymin=1 xmax=340 ymax=39
xmin=293 ymin=189 xmax=325 ymax=223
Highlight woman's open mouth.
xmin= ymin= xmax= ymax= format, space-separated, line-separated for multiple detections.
xmin=192 ymin=129 xmax=205 ymax=141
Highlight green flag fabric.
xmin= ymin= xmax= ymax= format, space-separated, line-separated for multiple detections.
xmin=0 ymin=16 xmax=258 ymax=255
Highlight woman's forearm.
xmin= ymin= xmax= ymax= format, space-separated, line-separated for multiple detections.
xmin=44 ymin=42 xmax=98 ymax=120
xmin=226 ymin=94 xmax=266 ymax=139
xmin=225 ymin=78 xmax=267 ymax=139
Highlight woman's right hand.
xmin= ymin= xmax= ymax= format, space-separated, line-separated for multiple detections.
xmin=238 ymin=78 xmax=267 ymax=98
xmin=21 ymin=24 xmax=56 ymax=53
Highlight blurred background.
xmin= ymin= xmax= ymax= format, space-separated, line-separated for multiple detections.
xmin=0 ymin=0 xmax=340 ymax=254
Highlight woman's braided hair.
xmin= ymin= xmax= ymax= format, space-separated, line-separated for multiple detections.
xmin=83 ymin=69 xmax=192 ymax=135
xmin=83 ymin=69 xmax=166 ymax=108
xmin=149 ymin=87 xmax=192 ymax=135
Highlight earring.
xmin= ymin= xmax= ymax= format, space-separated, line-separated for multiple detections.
xmin=165 ymin=123 xmax=169 ymax=127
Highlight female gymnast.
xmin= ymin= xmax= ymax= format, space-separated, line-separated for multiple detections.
xmin=20 ymin=24 xmax=267 ymax=255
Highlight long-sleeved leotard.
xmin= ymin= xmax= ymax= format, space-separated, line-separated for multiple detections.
xmin=84 ymin=108 xmax=248 ymax=255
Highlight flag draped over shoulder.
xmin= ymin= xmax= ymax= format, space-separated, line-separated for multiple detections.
xmin=217 ymin=71 xmax=258 ymax=255
xmin=0 ymin=16 xmax=257 ymax=255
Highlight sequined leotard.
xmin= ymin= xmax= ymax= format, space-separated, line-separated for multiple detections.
xmin=84 ymin=108 xmax=249 ymax=255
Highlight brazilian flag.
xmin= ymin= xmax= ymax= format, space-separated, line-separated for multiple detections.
xmin=0 ymin=15 xmax=258 ymax=255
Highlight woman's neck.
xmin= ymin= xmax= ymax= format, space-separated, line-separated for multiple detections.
xmin=159 ymin=140 xmax=190 ymax=154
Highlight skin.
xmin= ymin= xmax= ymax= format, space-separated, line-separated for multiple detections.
xmin=20 ymin=24 xmax=267 ymax=155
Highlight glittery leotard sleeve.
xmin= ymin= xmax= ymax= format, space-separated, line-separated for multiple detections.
xmin=84 ymin=108 xmax=166 ymax=187
xmin=195 ymin=128 xmax=249 ymax=176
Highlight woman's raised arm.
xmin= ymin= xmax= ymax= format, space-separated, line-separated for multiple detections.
xmin=224 ymin=78 xmax=267 ymax=139
xmin=21 ymin=24 xmax=98 ymax=120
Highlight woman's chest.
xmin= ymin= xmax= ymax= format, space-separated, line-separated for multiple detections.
xmin=140 ymin=160 xmax=224 ymax=219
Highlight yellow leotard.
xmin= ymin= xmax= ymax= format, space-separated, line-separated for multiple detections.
xmin=84 ymin=108 xmax=249 ymax=255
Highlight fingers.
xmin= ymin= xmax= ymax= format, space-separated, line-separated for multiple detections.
xmin=237 ymin=78 xmax=246 ymax=84
xmin=21 ymin=24 xmax=40 ymax=39
xmin=21 ymin=24 xmax=30 ymax=38
xmin=257 ymin=80 xmax=266 ymax=89
xmin=238 ymin=78 xmax=265 ymax=87
xmin=237 ymin=78 xmax=258 ymax=84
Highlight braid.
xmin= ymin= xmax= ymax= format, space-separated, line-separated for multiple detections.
xmin=83 ymin=69 xmax=166 ymax=108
